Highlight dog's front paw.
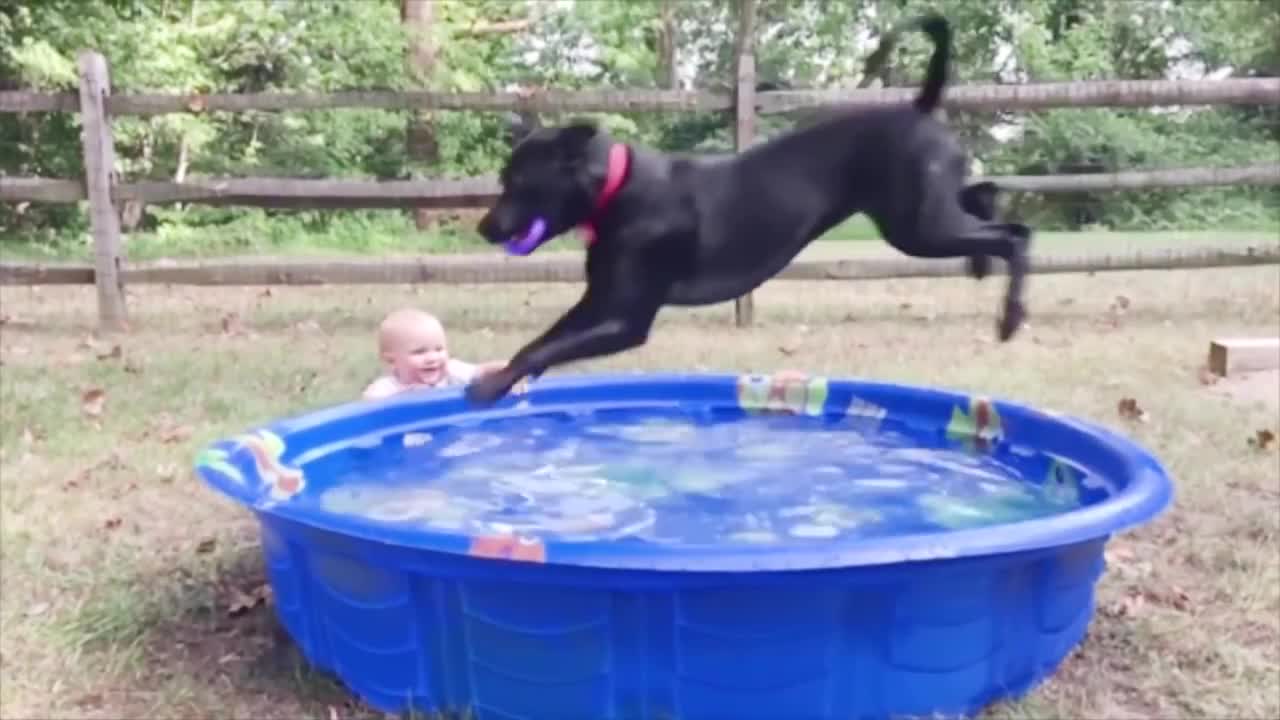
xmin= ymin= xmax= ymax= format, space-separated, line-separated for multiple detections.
xmin=465 ymin=371 xmax=518 ymax=406
xmin=997 ymin=300 xmax=1027 ymax=341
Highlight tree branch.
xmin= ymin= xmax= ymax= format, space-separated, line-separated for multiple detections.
xmin=455 ymin=6 xmax=547 ymax=38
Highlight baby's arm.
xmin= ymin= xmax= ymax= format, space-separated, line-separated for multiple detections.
xmin=362 ymin=376 xmax=400 ymax=400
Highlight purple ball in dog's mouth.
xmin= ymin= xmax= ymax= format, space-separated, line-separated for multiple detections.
xmin=504 ymin=217 xmax=547 ymax=256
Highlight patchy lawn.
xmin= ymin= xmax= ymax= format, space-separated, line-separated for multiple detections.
xmin=1 ymin=266 xmax=1278 ymax=720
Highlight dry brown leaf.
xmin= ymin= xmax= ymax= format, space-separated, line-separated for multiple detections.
xmin=1248 ymin=429 xmax=1276 ymax=451
xmin=103 ymin=517 xmax=122 ymax=530
xmin=1117 ymin=397 xmax=1149 ymax=423
xmin=196 ymin=538 xmax=217 ymax=554
xmin=1163 ymin=586 xmax=1192 ymax=612
xmin=778 ymin=343 xmax=799 ymax=357
xmin=77 ymin=335 xmax=102 ymax=352
xmin=258 ymin=288 xmax=273 ymax=299
xmin=81 ymin=388 xmax=106 ymax=418
xmin=72 ymin=693 xmax=105 ymax=709
xmin=221 ymin=312 xmax=246 ymax=336
xmin=124 ymin=359 xmax=144 ymax=374
xmin=1105 ymin=589 xmax=1147 ymax=619
xmin=227 ymin=584 xmax=271 ymax=617
xmin=1110 ymin=294 xmax=1131 ymax=312
xmin=159 ymin=425 xmax=193 ymax=444
xmin=96 ymin=344 xmax=123 ymax=361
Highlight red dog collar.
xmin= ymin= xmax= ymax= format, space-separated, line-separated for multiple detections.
xmin=578 ymin=143 xmax=630 ymax=248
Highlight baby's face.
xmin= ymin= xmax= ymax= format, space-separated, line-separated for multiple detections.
xmin=385 ymin=318 xmax=450 ymax=387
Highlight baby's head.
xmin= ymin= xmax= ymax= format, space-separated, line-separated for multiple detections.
xmin=377 ymin=308 xmax=451 ymax=387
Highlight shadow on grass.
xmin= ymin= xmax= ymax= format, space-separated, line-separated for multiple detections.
xmin=53 ymin=544 xmax=472 ymax=720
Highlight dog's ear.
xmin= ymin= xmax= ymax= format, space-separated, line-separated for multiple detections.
xmin=959 ymin=181 xmax=1001 ymax=221
xmin=556 ymin=119 xmax=599 ymax=158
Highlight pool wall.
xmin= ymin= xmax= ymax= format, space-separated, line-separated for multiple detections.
xmin=263 ymin=512 xmax=1106 ymax=719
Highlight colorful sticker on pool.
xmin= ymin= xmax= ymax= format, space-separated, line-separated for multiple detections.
xmin=736 ymin=371 xmax=828 ymax=416
xmin=468 ymin=534 xmax=547 ymax=563
xmin=845 ymin=396 xmax=888 ymax=430
xmin=195 ymin=446 xmax=244 ymax=485
xmin=946 ymin=396 xmax=1004 ymax=452
xmin=233 ymin=429 xmax=306 ymax=503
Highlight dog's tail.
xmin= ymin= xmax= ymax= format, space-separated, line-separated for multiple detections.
xmin=861 ymin=12 xmax=951 ymax=114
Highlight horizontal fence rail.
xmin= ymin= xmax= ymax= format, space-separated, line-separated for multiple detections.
xmin=4 ymin=164 xmax=1278 ymax=208
xmin=4 ymin=244 xmax=1277 ymax=287
xmin=3 ymin=78 xmax=1278 ymax=116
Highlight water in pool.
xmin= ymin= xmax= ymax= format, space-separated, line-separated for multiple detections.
xmin=309 ymin=408 xmax=1094 ymax=546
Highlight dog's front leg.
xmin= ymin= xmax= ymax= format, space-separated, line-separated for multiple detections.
xmin=465 ymin=268 xmax=666 ymax=406
xmin=465 ymin=309 xmax=659 ymax=406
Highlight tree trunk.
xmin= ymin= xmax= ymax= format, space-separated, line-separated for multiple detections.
xmin=402 ymin=0 xmax=442 ymax=231
xmin=656 ymin=0 xmax=678 ymax=90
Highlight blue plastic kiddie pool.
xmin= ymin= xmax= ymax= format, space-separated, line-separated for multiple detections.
xmin=195 ymin=372 xmax=1173 ymax=720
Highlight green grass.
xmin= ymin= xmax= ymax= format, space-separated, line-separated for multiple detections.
xmin=2 ymin=268 xmax=1279 ymax=719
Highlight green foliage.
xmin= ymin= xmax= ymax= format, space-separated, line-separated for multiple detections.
xmin=0 ymin=0 xmax=1276 ymax=257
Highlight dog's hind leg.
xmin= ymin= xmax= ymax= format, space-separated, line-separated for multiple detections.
xmin=923 ymin=221 xmax=1031 ymax=341
xmin=958 ymin=181 xmax=1001 ymax=280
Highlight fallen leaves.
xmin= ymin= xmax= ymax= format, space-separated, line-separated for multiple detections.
xmin=1248 ymin=429 xmax=1276 ymax=451
xmin=1100 ymin=294 xmax=1132 ymax=329
xmin=1117 ymin=397 xmax=1150 ymax=423
xmin=96 ymin=344 xmax=123 ymax=361
xmin=24 ymin=601 xmax=50 ymax=618
xmin=159 ymin=424 xmax=193 ymax=444
xmin=221 ymin=312 xmax=247 ymax=337
xmin=226 ymin=583 xmax=271 ymax=617
xmin=81 ymin=388 xmax=106 ymax=419
xmin=1102 ymin=584 xmax=1192 ymax=619
xmin=103 ymin=517 xmax=123 ymax=531
xmin=196 ymin=537 xmax=217 ymax=554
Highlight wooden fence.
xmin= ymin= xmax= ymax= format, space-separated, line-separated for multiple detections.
xmin=2 ymin=0 xmax=1280 ymax=332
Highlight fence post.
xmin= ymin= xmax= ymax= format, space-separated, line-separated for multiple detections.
xmin=732 ymin=0 xmax=757 ymax=327
xmin=77 ymin=50 xmax=127 ymax=333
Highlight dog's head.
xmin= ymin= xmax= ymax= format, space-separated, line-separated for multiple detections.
xmin=477 ymin=116 xmax=611 ymax=254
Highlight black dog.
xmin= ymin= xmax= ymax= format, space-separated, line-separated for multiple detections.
xmin=467 ymin=13 xmax=1031 ymax=406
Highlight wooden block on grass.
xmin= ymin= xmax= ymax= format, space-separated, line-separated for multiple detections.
xmin=1207 ymin=337 xmax=1280 ymax=377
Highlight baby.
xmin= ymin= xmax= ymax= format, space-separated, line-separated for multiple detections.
xmin=362 ymin=308 xmax=517 ymax=400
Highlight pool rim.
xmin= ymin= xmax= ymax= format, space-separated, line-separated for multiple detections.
xmin=194 ymin=372 xmax=1174 ymax=572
